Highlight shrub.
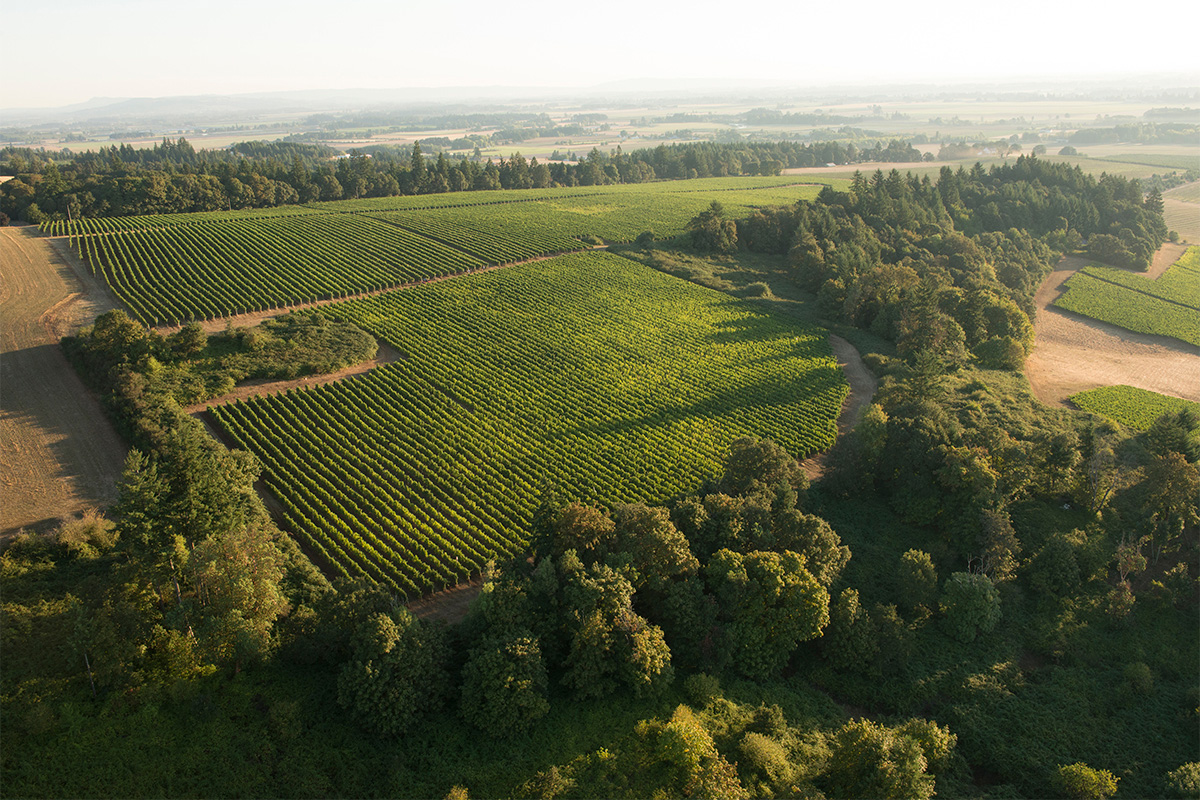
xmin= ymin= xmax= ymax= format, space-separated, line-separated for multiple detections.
xmin=898 ymin=550 xmax=938 ymax=613
xmin=1055 ymin=762 xmax=1119 ymax=799
xmin=1165 ymin=762 xmax=1200 ymax=798
xmin=974 ymin=336 xmax=1025 ymax=370
xmin=939 ymin=572 xmax=1001 ymax=643
xmin=742 ymin=281 xmax=772 ymax=298
xmin=1123 ymin=662 xmax=1153 ymax=695
xmin=460 ymin=629 xmax=550 ymax=737
xmin=683 ymin=672 xmax=720 ymax=707
xmin=824 ymin=719 xmax=935 ymax=800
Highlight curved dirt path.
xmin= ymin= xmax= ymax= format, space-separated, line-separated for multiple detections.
xmin=1025 ymin=250 xmax=1200 ymax=408
xmin=0 ymin=226 xmax=127 ymax=538
xmin=184 ymin=340 xmax=405 ymax=414
xmin=802 ymin=333 xmax=877 ymax=480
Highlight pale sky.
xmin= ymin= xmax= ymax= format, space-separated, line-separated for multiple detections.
xmin=4 ymin=0 xmax=1198 ymax=109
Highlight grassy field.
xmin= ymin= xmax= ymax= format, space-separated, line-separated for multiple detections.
xmin=212 ymin=251 xmax=847 ymax=596
xmin=1069 ymin=384 xmax=1200 ymax=430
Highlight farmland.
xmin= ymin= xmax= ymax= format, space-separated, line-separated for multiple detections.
xmin=48 ymin=179 xmax=826 ymax=325
xmin=1070 ymin=384 xmax=1200 ymax=430
xmin=211 ymin=251 xmax=847 ymax=596
xmin=1052 ymin=246 xmax=1200 ymax=346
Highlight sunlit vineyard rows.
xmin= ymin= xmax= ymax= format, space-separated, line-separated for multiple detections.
xmin=1070 ymin=384 xmax=1200 ymax=430
xmin=1076 ymin=246 xmax=1200 ymax=310
xmin=1053 ymin=269 xmax=1200 ymax=346
xmin=210 ymin=252 xmax=847 ymax=596
xmin=46 ymin=178 xmax=826 ymax=324
xmin=71 ymin=214 xmax=483 ymax=324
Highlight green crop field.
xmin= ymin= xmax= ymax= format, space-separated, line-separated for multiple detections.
xmin=58 ymin=178 xmax=827 ymax=324
xmin=73 ymin=213 xmax=484 ymax=324
xmin=210 ymin=251 xmax=847 ymax=597
xmin=1070 ymin=385 xmax=1200 ymax=430
xmin=1076 ymin=247 xmax=1200 ymax=310
xmin=1053 ymin=247 xmax=1200 ymax=346
xmin=1098 ymin=153 xmax=1200 ymax=171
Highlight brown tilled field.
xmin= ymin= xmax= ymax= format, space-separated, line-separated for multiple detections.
xmin=0 ymin=226 xmax=127 ymax=538
xmin=1025 ymin=245 xmax=1200 ymax=408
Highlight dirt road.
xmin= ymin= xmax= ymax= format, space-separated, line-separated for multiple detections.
xmin=0 ymin=225 xmax=126 ymax=537
xmin=801 ymin=334 xmax=877 ymax=481
xmin=1025 ymin=248 xmax=1200 ymax=408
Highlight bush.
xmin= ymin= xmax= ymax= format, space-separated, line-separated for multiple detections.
xmin=1165 ymin=762 xmax=1200 ymax=798
xmin=974 ymin=336 xmax=1025 ymax=370
xmin=1055 ymin=762 xmax=1119 ymax=799
xmin=742 ymin=281 xmax=772 ymax=298
xmin=459 ymin=629 xmax=550 ymax=737
xmin=939 ymin=572 xmax=1001 ymax=643
xmin=1123 ymin=662 xmax=1153 ymax=695
xmin=683 ymin=672 xmax=720 ymax=707
xmin=898 ymin=550 xmax=938 ymax=613
xmin=824 ymin=719 xmax=935 ymax=800
xmin=336 ymin=610 xmax=449 ymax=736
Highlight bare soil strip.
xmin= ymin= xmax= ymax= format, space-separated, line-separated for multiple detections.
xmin=801 ymin=334 xmax=877 ymax=481
xmin=0 ymin=226 xmax=127 ymax=538
xmin=1025 ymin=249 xmax=1200 ymax=408
xmin=405 ymin=577 xmax=484 ymax=624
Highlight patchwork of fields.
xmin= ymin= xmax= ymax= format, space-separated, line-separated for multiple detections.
xmin=1053 ymin=246 xmax=1200 ymax=346
xmin=43 ymin=179 xmax=826 ymax=325
xmin=210 ymin=252 xmax=847 ymax=596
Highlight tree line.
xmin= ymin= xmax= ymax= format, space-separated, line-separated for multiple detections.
xmin=682 ymin=155 xmax=1167 ymax=373
xmin=0 ymin=137 xmax=923 ymax=223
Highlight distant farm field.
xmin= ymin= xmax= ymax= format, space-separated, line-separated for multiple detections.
xmin=211 ymin=251 xmax=847 ymax=596
xmin=1070 ymin=385 xmax=1200 ymax=430
xmin=1165 ymin=181 xmax=1200 ymax=204
xmin=48 ymin=178 xmax=825 ymax=325
xmin=1053 ymin=247 xmax=1200 ymax=346
xmin=1098 ymin=153 xmax=1200 ymax=171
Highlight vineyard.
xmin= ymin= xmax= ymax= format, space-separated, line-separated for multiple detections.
xmin=70 ymin=214 xmax=484 ymax=324
xmin=210 ymin=252 xmax=847 ymax=597
xmin=43 ymin=178 xmax=826 ymax=324
xmin=1070 ymin=384 xmax=1200 ymax=430
xmin=1053 ymin=246 xmax=1200 ymax=346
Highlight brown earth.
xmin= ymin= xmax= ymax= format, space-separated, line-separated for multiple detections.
xmin=405 ymin=577 xmax=484 ymax=624
xmin=0 ymin=225 xmax=127 ymax=538
xmin=1025 ymin=249 xmax=1200 ymax=408
xmin=801 ymin=334 xmax=877 ymax=481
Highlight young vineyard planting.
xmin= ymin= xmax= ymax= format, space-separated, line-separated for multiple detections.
xmin=1053 ymin=246 xmax=1200 ymax=346
xmin=210 ymin=252 xmax=847 ymax=597
xmin=1069 ymin=384 xmax=1200 ymax=430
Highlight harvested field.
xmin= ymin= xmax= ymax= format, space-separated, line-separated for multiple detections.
xmin=0 ymin=226 xmax=126 ymax=538
xmin=1026 ymin=250 xmax=1200 ymax=409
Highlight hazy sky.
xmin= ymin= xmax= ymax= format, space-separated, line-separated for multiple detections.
xmin=5 ymin=0 xmax=1198 ymax=109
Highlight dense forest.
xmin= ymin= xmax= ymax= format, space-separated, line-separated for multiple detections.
xmin=2 ymin=154 xmax=1196 ymax=799
xmin=0 ymin=138 xmax=923 ymax=221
